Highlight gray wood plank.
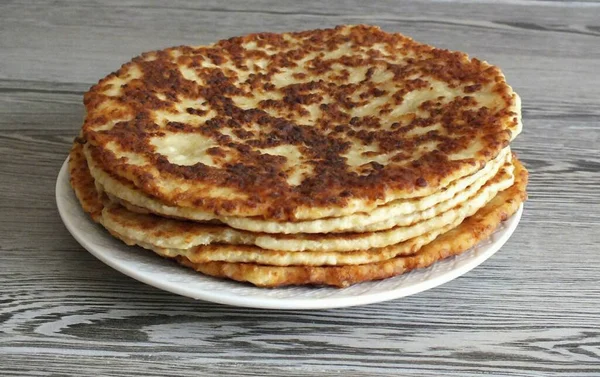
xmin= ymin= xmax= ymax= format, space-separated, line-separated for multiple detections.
xmin=0 ymin=0 xmax=599 ymax=376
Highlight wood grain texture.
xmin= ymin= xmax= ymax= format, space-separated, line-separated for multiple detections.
xmin=1 ymin=0 xmax=599 ymax=375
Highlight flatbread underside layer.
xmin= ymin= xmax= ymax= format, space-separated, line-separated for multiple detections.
xmin=103 ymin=163 xmax=513 ymax=253
xmin=69 ymin=143 xmax=528 ymax=287
xmin=176 ymin=159 xmax=528 ymax=287
xmin=72 ymin=143 xmax=515 ymax=254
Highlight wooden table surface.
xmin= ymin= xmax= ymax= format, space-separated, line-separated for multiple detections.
xmin=1 ymin=0 xmax=599 ymax=375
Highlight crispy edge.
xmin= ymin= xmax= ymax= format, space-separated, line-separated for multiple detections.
xmin=69 ymin=142 xmax=103 ymax=222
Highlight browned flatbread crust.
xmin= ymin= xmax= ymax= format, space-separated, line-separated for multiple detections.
xmin=175 ymin=157 xmax=527 ymax=287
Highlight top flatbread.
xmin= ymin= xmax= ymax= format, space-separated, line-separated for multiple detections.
xmin=82 ymin=24 xmax=521 ymax=220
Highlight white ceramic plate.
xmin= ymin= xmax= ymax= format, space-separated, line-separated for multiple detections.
xmin=56 ymin=158 xmax=523 ymax=310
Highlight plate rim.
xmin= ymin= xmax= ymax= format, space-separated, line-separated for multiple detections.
xmin=56 ymin=157 xmax=523 ymax=310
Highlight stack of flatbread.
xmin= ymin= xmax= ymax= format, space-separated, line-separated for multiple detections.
xmin=69 ymin=25 xmax=528 ymax=287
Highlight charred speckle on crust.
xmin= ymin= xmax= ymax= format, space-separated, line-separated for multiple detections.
xmin=81 ymin=25 xmax=519 ymax=220
xmin=464 ymin=84 xmax=482 ymax=93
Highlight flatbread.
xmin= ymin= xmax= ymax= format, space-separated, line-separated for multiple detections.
xmin=81 ymin=24 xmax=521 ymax=221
